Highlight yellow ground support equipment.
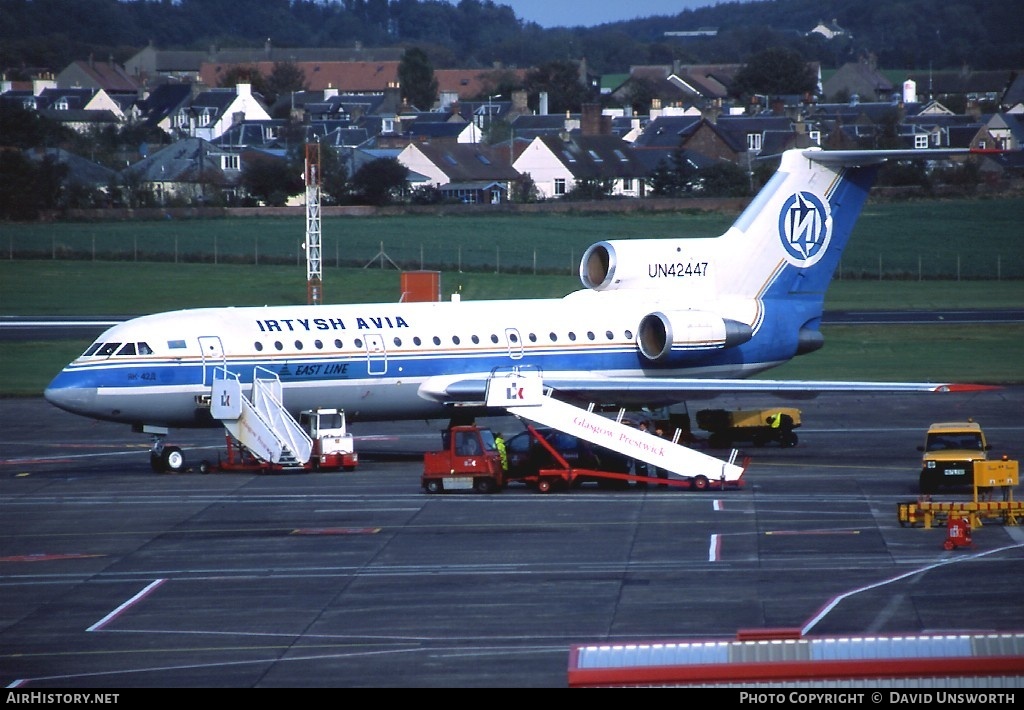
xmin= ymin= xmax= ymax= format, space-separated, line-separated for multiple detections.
xmin=898 ymin=458 xmax=1021 ymax=529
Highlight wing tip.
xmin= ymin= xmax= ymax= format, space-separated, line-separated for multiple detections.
xmin=933 ymin=383 xmax=1004 ymax=393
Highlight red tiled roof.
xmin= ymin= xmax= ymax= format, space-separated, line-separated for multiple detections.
xmin=199 ymin=61 xmax=401 ymax=92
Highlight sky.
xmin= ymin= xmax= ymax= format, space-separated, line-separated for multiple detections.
xmin=497 ymin=0 xmax=720 ymax=28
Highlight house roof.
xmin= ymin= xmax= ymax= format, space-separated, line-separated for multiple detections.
xmin=199 ymin=61 xmax=401 ymax=93
xmin=27 ymin=147 xmax=118 ymax=186
xmin=59 ymin=59 xmax=140 ymax=93
xmin=435 ymin=68 xmax=528 ymax=101
xmin=632 ymin=115 xmax=703 ymax=148
xmin=136 ymin=83 xmax=193 ymax=126
xmin=405 ymin=142 xmax=519 ymax=181
xmin=123 ymin=137 xmax=231 ymax=184
xmin=537 ymin=134 xmax=649 ymax=179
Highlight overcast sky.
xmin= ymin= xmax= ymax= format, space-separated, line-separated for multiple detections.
xmin=498 ymin=0 xmax=722 ymax=28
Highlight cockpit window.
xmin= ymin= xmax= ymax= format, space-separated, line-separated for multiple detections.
xmin=138 ymin=342 xmax=153 ymax=355
xmin=96 ymin=342 xmax=122 ymax=356
xmin=117 ymin=343 xmax=137 ymax=356
xmin=83 ymin=343 xmax=102 ymax=356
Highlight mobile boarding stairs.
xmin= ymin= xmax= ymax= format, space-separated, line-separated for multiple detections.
xmin=210 ymin=366 xmax=313 ymax=469
xmin=485 ymin=369 xmax=748 ymax=491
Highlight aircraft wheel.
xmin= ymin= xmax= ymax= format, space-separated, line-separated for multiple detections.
xmin=537 ymin=479 xmax=552 ymax=493
xmin=425 ymin=479 xmax=443 ymax=494
xmin=162 ymin=446 xmax=185 ymax=473
xmin=691 ymin=475 xmax=709 ymax=492
xmin=199 ymin=460 xmax=212 ymax=475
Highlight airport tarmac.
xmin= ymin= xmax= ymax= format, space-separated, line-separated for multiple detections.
xmin=2 ymin=388 xmax=1024 ymax=688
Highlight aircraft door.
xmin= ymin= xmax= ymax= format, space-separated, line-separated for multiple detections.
xmin=361 ymin=333 xmax=387 ymax=375
xmin=198 ymin=335 xmax=226 ymax=386
xmin=504 ymin=328 xmax=524 ymax=360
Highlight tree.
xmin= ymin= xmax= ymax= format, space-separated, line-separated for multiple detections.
xmin=525 ymin=60 xmax=595 ymax=115
xmin=240 ymin=154 xmax=303 ymax=206
xmin=266 ymin=61 xmax=309 ymax=107
xmin=351 ymin=157 xmax=409 ymax=206
xmin=698 ymin=162 xmax=750 ymax=197
xmin=398 ymin=47 xmax=439 ymax=110
xmin=217 ymin=65 xmax=269 ymax=98
xmin=731 ymin=47 xmax=818 ymax=101
xmin=319 ymin=146 xmax=349 ymax=205
xmin=649 ymin=148 xmax=696 ymax=197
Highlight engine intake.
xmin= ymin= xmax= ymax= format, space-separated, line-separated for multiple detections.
xmin=637 ymin=310 xmax=753 ymax=364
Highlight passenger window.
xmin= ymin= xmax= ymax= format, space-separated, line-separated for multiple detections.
xmin=334 ymin=339 xmax=343 ymax=348
xmin=394 ymin=337 xmax=402 ymax=346
xmin=255 ymin=342 xmax=264 ymax=352
xmin=433 ymin=336 xmax=441 ymax=345
xmin=294 ymin=340 xmax=303 ymax=350
xmin=314 ymin=340 xmax=324 ymax=349
xmin=471 ymin=335 xmax=480 ymax=344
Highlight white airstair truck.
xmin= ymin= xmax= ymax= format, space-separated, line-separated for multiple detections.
xmin=486 ymin=369 xmax=747 ymax=492
xmin=205 ymin=364 xmax=321 ymax=471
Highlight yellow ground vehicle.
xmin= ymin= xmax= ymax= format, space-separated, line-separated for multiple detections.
xmin=917 ymin=420 xmax=991 ymax=494
xmin=696 ymin=408 xmax=801 ymax=448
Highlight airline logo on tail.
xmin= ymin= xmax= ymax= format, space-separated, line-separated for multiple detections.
xmin=778 ymin=191 xmax=832 ymax=266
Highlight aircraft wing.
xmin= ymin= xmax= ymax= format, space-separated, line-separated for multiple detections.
xmin=419 ymin=374 xmax=999 ymax=408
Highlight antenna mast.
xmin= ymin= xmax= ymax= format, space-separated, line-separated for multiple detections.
xmin=304 ymin=142 xmax=322 ymax=305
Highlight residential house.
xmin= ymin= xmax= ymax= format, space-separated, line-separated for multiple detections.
xmin=57 ymin=58 xmax=139 ymax=94
xmin=134 ymin=83 xmax=193 ymax=136
xmin=807 ymin=19 xmax=849 ymax=40
xmin=512 ymin=113 xmax=651 ymax=200
xmin=823 ymin=59 xmax=895 ymax=102
xmin=173 ymin=83 xmax=272 ymax=141
xmin=397 ymin=141 xmax=518 ymax=203
xmin=435 ymin=67 xmax=529 ymax=108
xmin=199 ymin=60 xmax=402 ymax=95
xmin=27 ymin=147 xmax=119 ymax=198
xmin=125 ymin=41 xmax=403 ymax=87
xmin=35 ymin=87 xmax=125 ymax=134
xmin=985 ymin=113 xmax=1024 ymax=151
xmin=122 ymin=137 xmax=242 ymax=205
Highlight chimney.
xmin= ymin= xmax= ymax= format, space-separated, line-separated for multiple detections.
xmin=512 ymin=90 xmax=528 ymax=115
xmin=581 ymin=103 xmax=602 ymax=136
xmin=324 ymin=84 xmax=338 ymax=100
xmin=236 ymin=82 xmax=251 ymax=97
xmin=539 ymin=91 xmax=549 ymax=115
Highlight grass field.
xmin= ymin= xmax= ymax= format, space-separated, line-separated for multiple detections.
xmin=2 ymin=200 xmax=1023 ymax=396
xmin=4 ymin=195 xmax=1024 ymax=278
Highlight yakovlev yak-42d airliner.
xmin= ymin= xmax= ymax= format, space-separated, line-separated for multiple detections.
xmin=44 ymin=147 xmax=996 ymax=476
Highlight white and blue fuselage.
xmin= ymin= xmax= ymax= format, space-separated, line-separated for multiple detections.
xmin=45 ymin=148 xmax=971 ymax=434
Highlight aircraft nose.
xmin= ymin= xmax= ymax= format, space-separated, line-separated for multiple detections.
xmin=44 ymin=372 xmax=98 ymax=416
